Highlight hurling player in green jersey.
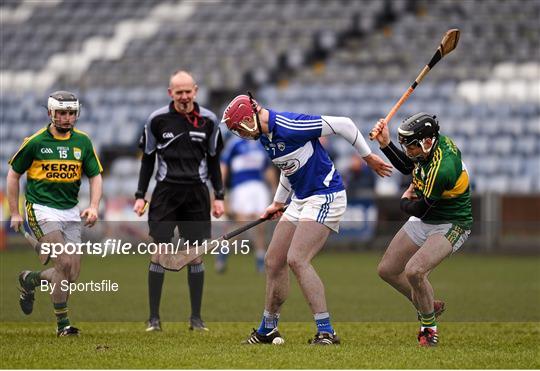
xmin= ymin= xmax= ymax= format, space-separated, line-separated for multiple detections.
xmin=371 ymin=113 xmax=472 ymax=347
xmin=7 ymin=91 xmax=103 ymax=337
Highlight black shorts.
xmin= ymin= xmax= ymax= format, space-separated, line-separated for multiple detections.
xmin=148 ymin=182 xmax=210 ymax=242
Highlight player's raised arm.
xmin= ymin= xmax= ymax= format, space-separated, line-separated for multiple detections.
xmin=372 ymin=118 xmax=415 ymax=175
xmin=320 ymin=116 xmax=392 ymax=177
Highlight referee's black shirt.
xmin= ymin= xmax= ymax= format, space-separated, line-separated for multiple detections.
xmin=136 ymin=101 xmax=224 ymax=200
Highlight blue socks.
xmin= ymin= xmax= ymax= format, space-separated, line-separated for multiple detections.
xmin=257 ymin=310 xmax=279 ymax=335
xmin=257 ymin=311 xmax=333 ymax=335
xmin=255 ymin=250 xmax=265 ymax=273
xmin=314 ymin=312 xmax=334 ymax=334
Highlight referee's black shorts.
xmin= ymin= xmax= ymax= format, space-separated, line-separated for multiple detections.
xmin=148 ymin=182 xmax=211 ymax=243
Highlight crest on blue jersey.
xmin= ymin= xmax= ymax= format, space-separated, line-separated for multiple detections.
xmin=277 ymin=142 xmax=286 ymax=151
xmin=275 ymin=159 xmax=300 ymax=176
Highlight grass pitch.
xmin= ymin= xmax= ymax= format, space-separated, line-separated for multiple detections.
xmin=1 ymin=249 xmax=539 ymax=368
xmin=1 ymin=322 xmax=538 ymax=369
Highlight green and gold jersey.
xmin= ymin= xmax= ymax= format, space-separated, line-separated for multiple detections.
xmin=8 ymin=125 xmax=103 ymax=209
xmin=411 ymin=135 xmax=473 ymax=228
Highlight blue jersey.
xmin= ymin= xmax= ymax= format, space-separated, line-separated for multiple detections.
xmin=259 ymin=110 xmax=344 ymax=199
xmin=221 ymin=137 xmax=270 ymax=188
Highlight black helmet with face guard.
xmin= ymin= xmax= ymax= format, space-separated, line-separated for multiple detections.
xmin=397 ymin=112 xmax=439 ymax=162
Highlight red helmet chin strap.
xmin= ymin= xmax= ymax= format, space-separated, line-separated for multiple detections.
xmin=247 ymin=91 xmax=263 ymax=139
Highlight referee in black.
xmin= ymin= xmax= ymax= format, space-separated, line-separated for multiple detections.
xmin=133 ymin=70 xmax=225 ymax=332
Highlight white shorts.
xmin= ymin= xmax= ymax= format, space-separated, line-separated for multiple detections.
xmin=403 ymin=216 xmax=471 ymax=253
xmin=230 ymin=181 xmax=270 ymax=215
xmin=283 ymin=190 xmax=347 ymax=232
xmin=25 ymin=202 xmax=81 ymax=243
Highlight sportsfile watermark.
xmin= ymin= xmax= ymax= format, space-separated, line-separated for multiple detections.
xmin=40 ymin=238 xmax=251 ymax=258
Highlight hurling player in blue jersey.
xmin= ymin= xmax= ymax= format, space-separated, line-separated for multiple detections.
xmin=218 ymin=136 xmax=276 ymax=273
xmin=222 ymin=94 xmax=392 ymax=345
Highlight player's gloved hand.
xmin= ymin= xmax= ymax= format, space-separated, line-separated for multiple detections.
xmin=133 ymin=198 xmax=148 ymax=216
xmin=363 ymin=153 xmax=393 ymax=177
xmin=10 ymin=213 xmax=23 ymax=232
xmin=81 ymin=207 xmax=98 ymax=227
xmin=212 ymin=200 xmax=225 ymax=218
xmin=261 ymin=201 xmax=285 ymax=220
xmin=372 ymin=119 xmax=391 ymax=148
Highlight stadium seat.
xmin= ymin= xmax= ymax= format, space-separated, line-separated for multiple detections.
xmin=493 ymin=62 xmax=517 ymax=80
xmin=517 ymin=137 xmax=537 ymax=156
xmin=509 ymin=176 xmax=534 ymax=194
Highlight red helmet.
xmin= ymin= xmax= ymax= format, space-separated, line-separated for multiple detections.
xmin=222 ymin=94 xmax=262 ymax=140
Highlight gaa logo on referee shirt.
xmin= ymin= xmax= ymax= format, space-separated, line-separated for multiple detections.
xmin=73 ymin=147 xmax=82 ymax=160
